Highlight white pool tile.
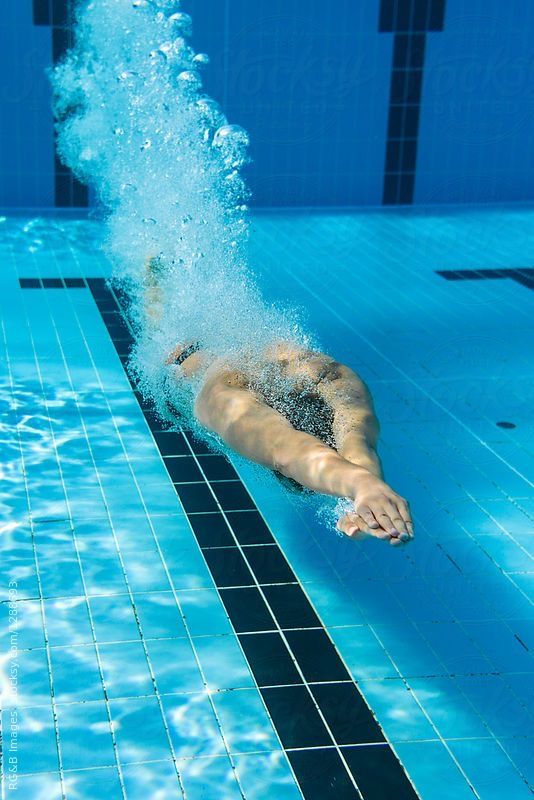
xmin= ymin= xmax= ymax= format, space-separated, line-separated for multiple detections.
xmin=232 ymin=751 xmax=303 ymax=800
xmin=211 ymin=687 xmax=280 ymax=753
xmin=120 ymin=760 xmax=183 ymax=799
xmin=145 ymin=637 xmax=205 ymax=695
xmin=447 ymin=739 xmax=533 ymax=800
xmin=63 ymin=767 xmax=123 ymax=799
xmin=357 ymin=679 xmax=438 ymax=743
xmin=162 ymin=693 xmax=227 ymax=758
xmin=393 ymin=741 xmax=477 ymax=800
xmin=109 ymin=695 xmax=172 ymax=764
xmin=98 ymin=641 xmax=154 ymax=699
xmin=175 ymin=754 xmax=242 ymax=799
xmin=133 ymin=591 xmax=188 ymax=639
xmin=49 ymin=644 xmax=104 ymax=703
xmin=5 ymin=771 xmax=63 ymax=800
xmin=2 ymin=704 xmax=59 ymax=774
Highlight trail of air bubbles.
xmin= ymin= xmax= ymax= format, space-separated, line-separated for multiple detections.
xmin=49 ymin=0 xmax=317 ymax=436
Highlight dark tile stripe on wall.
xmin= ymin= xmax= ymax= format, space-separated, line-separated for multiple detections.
xmin=33 ymin=0 xmax=51 ymax=26
xmin=379 ymin=0 xmax=446 ymax=205
xmin=19 ymin=276 xmax=420 ymax=800
xmin=32 ymin=0 xmax=89 ymax=208
xmin=436 ymin=267 xmax=534 ymax=291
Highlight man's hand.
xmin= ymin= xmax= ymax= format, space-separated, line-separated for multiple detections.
xmin=337 ymin=473 xmax=414 ymax=545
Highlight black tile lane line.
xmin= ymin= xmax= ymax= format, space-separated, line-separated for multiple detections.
xmin=379 ymin=0 xmax=447 ymax=205
xmin=436 ymin=267 xmax=534 ymax=292
xmin=19 ymin=277 xmax=420 ymax=800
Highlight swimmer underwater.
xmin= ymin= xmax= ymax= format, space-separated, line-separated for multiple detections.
xmin=48 ymin=0 xmax=414 ymax=546
xmin=145 ymin=257 xmax=414 ymax=547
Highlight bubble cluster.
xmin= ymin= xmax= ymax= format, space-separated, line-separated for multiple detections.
xmin=48 ymin=0 xmax=317 ymax=440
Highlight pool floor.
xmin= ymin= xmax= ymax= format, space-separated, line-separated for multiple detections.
xmin=0 ymin=205 xmax=532 ymax=799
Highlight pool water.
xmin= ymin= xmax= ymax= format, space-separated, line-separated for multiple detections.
xmin=0 ymin=204 xmax=532 ymax=799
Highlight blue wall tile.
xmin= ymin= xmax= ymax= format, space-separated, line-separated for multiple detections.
xmin=2 ymin=1 xmax=534 ymax=207
xmin=416 ymin=0 xmax=534 ymax=205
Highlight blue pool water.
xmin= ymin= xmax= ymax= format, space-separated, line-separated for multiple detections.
xmin=0 ymin=204 xmax=533 ymax=799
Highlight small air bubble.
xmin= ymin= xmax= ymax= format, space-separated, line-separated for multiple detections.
xmin=117 ymin=70 xmax=138 ymax=81
xmin=177 ymin=70 xmax=201 ymax=91
xmin=213 ymin=124 xmax=249 ymax=169
xmin=168 ymin=12 xmax=192 ymax=37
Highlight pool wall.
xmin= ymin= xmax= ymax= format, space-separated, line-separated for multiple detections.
xmin=1 ymin=0 xmax=534 ymax=209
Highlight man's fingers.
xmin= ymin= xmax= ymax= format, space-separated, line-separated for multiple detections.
xmin=337 ymin=515 xmax=354 ymax=535
xmin=349 ymin=514 xmax=369 ymax=535
xmin=339 ymin=502 xmax=412 ymax=546
xmin=337 ymin=513 xmax=386 ymax=541
xmin=348 ymin=485 xmax=414 ymax=546
xmin=336 ymin=514 xmax=360 ymax=537
xmin=376 ymin=498 xmax=413 ymax=542
xmin=351 ymin=512 xmax=392 ymax=541
xmin=385 ymin=498 xmax=414 ymax=539
xmin=337 ymin=514 xmax=368 ymax=540
xmin=355 ymin=504 xmax=380 ymax=529
xmin=376 ymin=511 xmax=399 ymax=537
xmin=396 ymin=501 xmax=414 ymax=537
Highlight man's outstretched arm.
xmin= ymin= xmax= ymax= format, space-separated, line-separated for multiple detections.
xmin=195 ymin=373 xmax=372 ymax=499
xmin=277 ymin=348 xmax=384 ymax=477
xmin=313 ymin=358 xmax=413 ymax=538
xmin=194 ymin=373 xmax=410 ymax=544
xmin=308 ymin=359 xmax=381 ymax=470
